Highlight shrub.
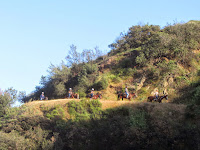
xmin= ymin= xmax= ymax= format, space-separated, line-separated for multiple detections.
xmin=93 ymin=77 xmax=108 ymax=90
xmin=67 ymin=100 xmax=90 ymax=121
xmin=84 ymin=63 xmax=98 ymax=74
xmin=67 ymin=99 xmax=102 ymax=121
xmin=0 ymin=130 xmax=35 ymax=149
xmin=46 ymin=105 xmax=65 ymax=121
xmin=120 ymin=58 xmax=132 ymax=68
xmin=78 ymin=91 xmax=86 ymax=98
xmin=24 ymin=126 xmax=54 ymax=149
xmin=108 ymin=74 xmax=121 ymax=83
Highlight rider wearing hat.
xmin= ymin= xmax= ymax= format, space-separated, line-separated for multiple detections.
xmin=154 ymin=89 xmax=159 ymax=101
xmin=40 ymin=92 xmax=45 ymax=100
xmin=91 ymin=88 xmax=94 ymax=98
xmin=68 ymin=88 xmax=73 ymax=98
xmin=125 ymin=86 xmax=129 ymax=98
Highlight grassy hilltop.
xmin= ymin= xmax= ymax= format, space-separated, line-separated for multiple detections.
xmin=22 ymin=20 xmax=200 ymax=103
xmin=0 ymin=21 xmax=200 ymax=149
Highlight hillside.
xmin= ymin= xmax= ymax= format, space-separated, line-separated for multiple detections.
xmin=2 ymin=98 xmax=195 ymax=150
xmin=21 ymin=20 xmax=200 ymax=105
xmin=24 ymin=99 xmax=137 ymax=115
xmin=1 ymin=20 xmax=200 ymax=149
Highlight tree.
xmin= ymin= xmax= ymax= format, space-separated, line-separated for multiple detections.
xmin=0 ymin=87 xmax=17 ymax=117
xmin=18 ymin=91 xmax=26 ymax=103
xmin=65 ymin=44 xmax=81 ymax=66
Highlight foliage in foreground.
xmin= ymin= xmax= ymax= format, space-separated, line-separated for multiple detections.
xmin=0 ymin=98 xmax=200 ymax=150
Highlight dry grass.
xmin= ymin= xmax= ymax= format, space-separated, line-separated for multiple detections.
xmin=24 ymin=98 xmax=137 ymax=111
xmin=23 ymin=98 xmax=187 ymax=124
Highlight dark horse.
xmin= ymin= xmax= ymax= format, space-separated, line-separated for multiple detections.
xmin=118 ymin=93 xmax=136 ymax=101
xmin=147 ymin=94 xmax=168 ymax=103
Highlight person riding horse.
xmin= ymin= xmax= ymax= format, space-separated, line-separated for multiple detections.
xmin=40 ymin=92 xmax=46 ymax=100
xmin=147 ymin=91 xmax=168 ymax=103
xmin=68 ymin=88 xmax=73 ymax=98
xmin=90 ymin=88 xmax=94 ymax=99
xmin=154 ymin=90 xmax=159 ymax=101
xmin=125 ymin=86 xmax=129 ymax=98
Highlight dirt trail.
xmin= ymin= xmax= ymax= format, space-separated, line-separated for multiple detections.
xmin=25 ymin=98 xmax=137 ymax=110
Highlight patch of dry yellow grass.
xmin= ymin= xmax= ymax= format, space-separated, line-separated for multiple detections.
xmin=24 ymin=98 xmax=137 ymax=111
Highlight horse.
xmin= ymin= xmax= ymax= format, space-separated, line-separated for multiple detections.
xmin=71 ymin=93 xmax=79 ymax=99
xmin=86 ymin=92 xmax=102 ymax=99
xmin=66 ymin=93 xmax=79 ymax=99
xmin=40 ymin=97 xmax=48 ymax=100
xmin=147 ymin=94 xmax=168 ymax=103
xmin=93 ymin=92 xmax=102 ymax=99
xmin=118 ymin=93 xmax=136 ymax=101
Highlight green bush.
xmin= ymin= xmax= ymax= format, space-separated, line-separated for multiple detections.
xmin=0 ymin=94 xmax=12 ymax=117
xmin=0 ymin=130 xmax=35 ymax=150
xmin=108 ymin=74 xmax=121 ymax=83
xmin=24 ymin=126 xmax=54 ymax=149
xmin=93 ymin=77 xmax=108 ymax=90
xmin=84 ymin=63 xmax=98 ymax=74
xmin=78 ymin=91 xmax=86 ymax=98
xmin=67 ymin=100 xmax=90 ymax=121
xmin=67 ymin=99 xmax=102 ymax=121
xmin=46 ymin=105 xmax=65 ymax=120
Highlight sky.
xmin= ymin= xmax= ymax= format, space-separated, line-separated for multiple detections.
xmin=0 ymin=0 xmax=199 ymax=95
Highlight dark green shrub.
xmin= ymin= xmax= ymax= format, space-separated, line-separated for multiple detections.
xmin=84 ymin=63 xmax=98 ymax=74
xmin=93 ymin=77 xmax=108 ymax=90
xmin=120 ymin=58 xmax=132 ymax=68
xmin=129 ymin=109 xmax=148 ymax=129
xmin=193 ymin=86 xmax=200 ymax=105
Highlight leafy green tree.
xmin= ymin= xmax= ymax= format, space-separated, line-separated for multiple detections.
xmin=0 ymin=88 xmax=17 ymax=117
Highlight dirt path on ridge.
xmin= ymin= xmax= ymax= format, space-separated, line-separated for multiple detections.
xmin=24 ymin=98 xmax=137 ymax=110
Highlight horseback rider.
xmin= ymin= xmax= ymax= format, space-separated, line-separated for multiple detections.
xmin=68 ymin=88 xmax=73 ymax=98
xmin=91 ymin=88 xmax=94 ymax=98
xmin=125 ymin=86 xmax=129 ymax=98
xmin=40 ymin=92 xmax=45 ymax=100
xmin=154 ymin=89 xmax=159 ymax=101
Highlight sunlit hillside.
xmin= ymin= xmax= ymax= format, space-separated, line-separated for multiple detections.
xmin=1 ymin=20 xmax=200 ymax=149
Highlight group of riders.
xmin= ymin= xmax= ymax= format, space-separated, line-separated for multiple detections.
xmin=40 ymin=87 xmax=96 ymax=100
xmin=40 ymin=86 xmax=161 ymax=101
xmin=68 ymin=87 xmax=95 ymax=99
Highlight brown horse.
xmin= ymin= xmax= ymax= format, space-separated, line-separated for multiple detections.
xmin=41 ymin=97 xmax=48 ymax=100
xmin=118 ymin=93 xmax=136 ymax=101
xmin=71 ymin=93 xmax=79 ymax=99
xmin=86 ymin=92 xmax=102 ymax=99
xmin=66 ymin=93 xmax=79 ymax=99
xmin=147 ymin=94 xmax=168 ymax=103
xmin=92 ymin=92 xmax=102 ymax=99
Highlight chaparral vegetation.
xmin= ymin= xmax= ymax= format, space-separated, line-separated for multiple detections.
xmin=1 ymin=21 xmax=200 ymax=149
